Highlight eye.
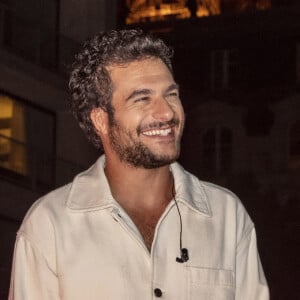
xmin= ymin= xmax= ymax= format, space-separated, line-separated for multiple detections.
xmin=166 ymin=92 xmax=179 ymax=99
xmin=134 ymin=96 xmax=150 ymax=103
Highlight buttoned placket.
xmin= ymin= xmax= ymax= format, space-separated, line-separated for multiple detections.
xmin=151 ymin=199 xmax=184 ymax=299
xmin=111 ymin=200 xmax=177 ymax=299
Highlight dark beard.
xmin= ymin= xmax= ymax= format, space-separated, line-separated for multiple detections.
xmin=108 ymin=117 xmax=181 ymax=169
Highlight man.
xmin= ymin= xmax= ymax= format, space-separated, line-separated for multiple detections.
xmin=9 ymin=29 xmax=269 ymax=299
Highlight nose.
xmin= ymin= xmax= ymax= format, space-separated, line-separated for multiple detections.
xmin=152 ymin=97 xmax=175 ymax=121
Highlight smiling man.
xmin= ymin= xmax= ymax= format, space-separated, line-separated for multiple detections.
xmin=9 ymin=29 xmax=269 ymax=300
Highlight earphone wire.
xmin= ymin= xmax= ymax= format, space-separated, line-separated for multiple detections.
xmin=172 ymin=180 xmax=183 ymax=253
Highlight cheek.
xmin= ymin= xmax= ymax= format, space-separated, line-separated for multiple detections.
xmin=114 ymin=113 xmax=143 ymax=136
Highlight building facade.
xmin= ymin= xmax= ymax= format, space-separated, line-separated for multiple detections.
xmin=1 ymin=0 xmax=300 ymax=299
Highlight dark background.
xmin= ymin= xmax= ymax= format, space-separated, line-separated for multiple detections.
xmin=1 ymin=1 xmax=300 ymax=299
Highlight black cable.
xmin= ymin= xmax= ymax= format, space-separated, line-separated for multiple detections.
xmin=172 ymin=180 xmax=189 ymax=263
xmin=172 ymin=182 xmax=183 ymax=251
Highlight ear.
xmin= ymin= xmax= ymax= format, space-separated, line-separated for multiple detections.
xmin=90 ymin=108 xmax=109 ymax=137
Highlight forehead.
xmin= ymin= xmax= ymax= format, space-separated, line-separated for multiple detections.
xmin=107 ymin=58 xmax=175 ymax=92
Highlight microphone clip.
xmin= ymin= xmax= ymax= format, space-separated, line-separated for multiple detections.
xmin=176 ymin=248 xmax=189 ymax=263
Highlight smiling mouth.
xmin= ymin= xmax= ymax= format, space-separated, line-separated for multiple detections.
xmin=142 ymin=128 xmax=172 ymax=137
xmin=138 ymin=118 xmax=180 ymax=137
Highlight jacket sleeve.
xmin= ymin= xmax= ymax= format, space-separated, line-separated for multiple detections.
xmin=235 ymin=227 xmax=270 ymax=300
xmin=9 ymin=233 xmax=60 ymax=300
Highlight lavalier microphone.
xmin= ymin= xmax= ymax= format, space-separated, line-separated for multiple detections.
xmin=176 ymin=248 xmax=189 ymax=263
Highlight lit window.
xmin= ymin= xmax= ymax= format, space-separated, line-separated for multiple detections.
xmin=0 ymin=94 xmax=27 ymax=175
xmin=124 ymin=0 xmax=271 ymax=24
xmin=0 ymin=92 xmax=56 ymax=187
xmin=197 ymin=0 xmax=271 ymax=16
xmin=125 ymin=0 xmax=190 ymax=24
xmin=210 ymin=49 xmax=239 ymax=91
xmin=196 ymin=0 xmax=220 ymax=17
xmin=289 ymin=121 xmax=300 ymax=169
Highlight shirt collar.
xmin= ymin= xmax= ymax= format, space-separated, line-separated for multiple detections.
xmin=66 ymin=155 xmax=212 ymax=217
xmin=170 ymin=162 xmax=212 ymax=217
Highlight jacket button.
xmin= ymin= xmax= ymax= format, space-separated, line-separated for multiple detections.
xmin=154 ymin=288 xmax=163 ymax=297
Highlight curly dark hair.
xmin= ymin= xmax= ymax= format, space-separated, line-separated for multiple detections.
xmin=68 ymin=29 xmax=174 ymax=150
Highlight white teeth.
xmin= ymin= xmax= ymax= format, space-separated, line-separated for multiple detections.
xmin=143 ymin=128 xmax=171 ymax=136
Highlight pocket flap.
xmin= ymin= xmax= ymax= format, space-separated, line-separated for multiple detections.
xmin=188 ymin=267 xmax=235 ymax=287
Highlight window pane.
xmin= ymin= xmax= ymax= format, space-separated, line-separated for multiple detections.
xmin=0 ymin=93 xmax=55 ymax=188
xmin=0 ymin=95 xmax=27 ymax=175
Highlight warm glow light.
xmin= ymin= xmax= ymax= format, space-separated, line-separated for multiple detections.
xmin=196 ymin=7 xmax=210 ymax=17
xmin=126 ymin=0 xmax=271 ymax=24
xmin=0 ymin=96 xmax=13 ymax=119
xmin=198 ymin=0 xmax=221 ymax=16
xmin=0 ymin=96 xmax=13 ymax=141
xmin=126 ymin=3 xmax=190 ymax=24
xmin=0 ymin=94 xmax=27 ymax=175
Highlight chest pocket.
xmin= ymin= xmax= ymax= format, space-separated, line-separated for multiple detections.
xmin=187 ymin=267 xmax=235 ymax=300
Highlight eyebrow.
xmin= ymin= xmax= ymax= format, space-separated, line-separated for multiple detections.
xmin=165 ymin=83 xmax=180 ymax=94
xmin=126 ymin=83 xmax=180 ymax=102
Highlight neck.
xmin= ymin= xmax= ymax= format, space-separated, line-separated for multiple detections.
xmin=104 ymin=156 xmax=174 ymax=213
xmin=104 ymin=155 xmax=175 ymax=251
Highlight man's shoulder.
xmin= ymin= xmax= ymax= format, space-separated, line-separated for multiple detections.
xmin=35 ymin=182 xmax=72 ymax=209
xmin=20 ymin=183 xmax=72 ymax=230
xmin=19 ymin=156 xmax=107 ymax=232
xmin=13 ymin=183 xmax=73 ymax=269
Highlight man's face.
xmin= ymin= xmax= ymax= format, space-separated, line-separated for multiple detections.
xmin=104 ymin=58 xmax=185 ymax=169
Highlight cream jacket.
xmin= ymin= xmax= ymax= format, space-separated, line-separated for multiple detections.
xmin=9 ymin=156 xmax=269 ymax=299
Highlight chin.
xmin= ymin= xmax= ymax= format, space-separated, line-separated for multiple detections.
xmin=140 ymin=158 xmax=176 ymax=169
xmin=141 ymin=152 xmax=180 ymax=169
